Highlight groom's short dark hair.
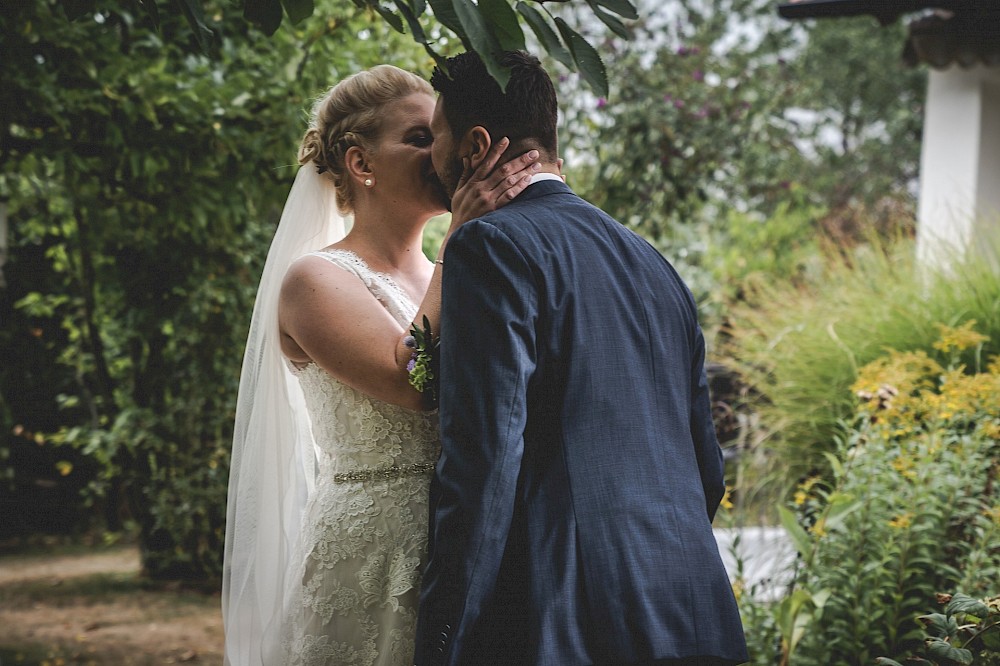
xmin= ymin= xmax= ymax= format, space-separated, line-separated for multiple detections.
xmin=430 ymin=50 xmax=558 ymax=159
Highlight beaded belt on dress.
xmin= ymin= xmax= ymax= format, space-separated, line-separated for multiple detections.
xmin=332 ymin=461 xmax=436 ymax=483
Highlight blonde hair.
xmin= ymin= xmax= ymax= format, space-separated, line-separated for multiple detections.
xmin=297 ymin=65 xmax=433 ymax=214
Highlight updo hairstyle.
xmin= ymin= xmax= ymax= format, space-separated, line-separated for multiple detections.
xmin=298 ymin=65 xmax=433 ymax=214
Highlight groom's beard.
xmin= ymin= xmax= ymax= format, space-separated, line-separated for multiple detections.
xmin=437 ymin=152 xmax=465 ymax=209
xmin=427 ymin=172 xmax=450 ymax=213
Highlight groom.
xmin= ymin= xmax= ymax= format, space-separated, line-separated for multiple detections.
xmin=415 ymin=50 xmax=748 ymax=666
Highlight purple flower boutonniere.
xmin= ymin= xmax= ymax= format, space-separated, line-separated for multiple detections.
xmin=406 ymin=315 xmax=440 ymax=406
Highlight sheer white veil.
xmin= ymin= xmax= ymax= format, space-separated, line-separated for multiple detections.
xmin=222 ymin=163 xmax=348 ymax=664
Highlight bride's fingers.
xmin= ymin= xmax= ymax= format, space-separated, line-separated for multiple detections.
xmin=455 ymin=157 xmax=473 ymax=190
xmin=497 ymin=171 xmax=534 ymax=202
xmin=489 ymin=149 xmax=540 ymax=195
xmin=468 ymin=137 xmax=511 ymax=182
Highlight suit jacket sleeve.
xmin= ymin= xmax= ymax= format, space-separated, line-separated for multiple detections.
xmin=690 ymin=323 xmax=726 ymax=522
xmin=415 ymin=219 xmax=537 ymax=665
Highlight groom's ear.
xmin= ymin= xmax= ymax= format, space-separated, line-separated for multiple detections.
xmin=463 ymin=126 xmax=493 ymax=170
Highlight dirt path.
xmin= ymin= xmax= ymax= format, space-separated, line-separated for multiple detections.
xmin=0 ymin=545 xmax=223 ymax=665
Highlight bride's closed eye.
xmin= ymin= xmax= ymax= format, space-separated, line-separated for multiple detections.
xmin=408 ymin=132 xmax=433 ymax=147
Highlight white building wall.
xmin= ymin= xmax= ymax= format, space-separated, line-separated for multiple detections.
xmin=917 ymin=66 xmax=1000 ymax=269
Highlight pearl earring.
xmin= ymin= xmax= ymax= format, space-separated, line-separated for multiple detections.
xmin=364 ymin=178 xmax=373 ymax=188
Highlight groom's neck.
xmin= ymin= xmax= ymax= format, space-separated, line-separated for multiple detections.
xmin=497 ymin=139 xmax=560 ymax=176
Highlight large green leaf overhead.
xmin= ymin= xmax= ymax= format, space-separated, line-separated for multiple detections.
xmin=59 ymin=0 xmax=633 ymax=94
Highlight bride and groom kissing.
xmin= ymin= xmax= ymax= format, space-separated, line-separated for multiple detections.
xmin=222 ymin=49 xmax=748 ymax=666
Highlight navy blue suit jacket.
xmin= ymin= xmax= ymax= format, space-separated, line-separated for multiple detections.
xmin=415 ymin=180 xmax=747 ymax=665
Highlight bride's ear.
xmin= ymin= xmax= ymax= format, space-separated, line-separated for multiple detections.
xmin=463 ymin=126 xmax=492 ymax=170
xmin=345 ymin=145 xmax=374 ymax=187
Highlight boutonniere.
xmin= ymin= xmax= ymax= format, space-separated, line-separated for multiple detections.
xmin=405 ymin=315 xmax=440 ymax=407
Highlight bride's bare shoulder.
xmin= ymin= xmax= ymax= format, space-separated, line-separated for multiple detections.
xmin=282 ymin=249 xmax=359 ymax=293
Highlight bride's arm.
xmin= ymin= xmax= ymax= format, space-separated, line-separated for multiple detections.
xmin=398 ymin=139 xmax=540 ymax=406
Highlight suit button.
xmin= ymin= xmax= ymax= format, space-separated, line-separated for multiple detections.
xmin=444 ymin=623 xmax=452 ymax=630
xmin=436 ymin=647 xmax=444 ymax=654
xmin=440 ymin=632 xmax=448 ymax=639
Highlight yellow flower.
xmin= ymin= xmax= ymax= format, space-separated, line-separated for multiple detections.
xmin=987 ymin=354 xmax=1000 ymax=375
xmin=720 ymin=486 xmax=734 ymax=511
xmin=933 ymin=320 xmax=989 ymax=353
xmin=810 ymin=517 xmax=827 ymax=538
xmin=889 ymin=513 xmax=913 ymax=529
xmin=983 ymin=505 xmax=1000 ymax=526
xmin=794 ymin=490 xmax=808 ymax=506
xmin=891 ymin=456 xmax=917 ymax=480
xmin=978 ymin=420 xmax=1000 ymax=440
xmin=852 ymin=351 xmax=941 ymax=406
xmin=732 ymin=578 xmax=745 ymax=603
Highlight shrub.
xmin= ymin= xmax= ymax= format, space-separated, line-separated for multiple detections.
xmin=877 ymin=593 xmax=1000 ymax=666
xmin=722 ymin=238 xmax=1000 ymax=489
xmin=735 ymin=327 xmax=1000 ymax=665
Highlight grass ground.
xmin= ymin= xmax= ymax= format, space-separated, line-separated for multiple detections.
xmin=0 ymin=543 xmax=222 ymax=665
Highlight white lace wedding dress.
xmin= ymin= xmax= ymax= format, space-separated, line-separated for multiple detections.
xmin=280 ymin=249 xmax=441 ymax=666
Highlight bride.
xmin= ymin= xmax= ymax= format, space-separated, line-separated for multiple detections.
xmin=222 ymin=65 xmax=539 ymax=665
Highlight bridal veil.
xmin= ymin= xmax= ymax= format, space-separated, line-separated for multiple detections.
xmin=222 ymin=163 xmax=347 ymax=664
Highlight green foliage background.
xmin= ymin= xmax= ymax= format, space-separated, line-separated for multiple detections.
xmin=1 ymin=0 xmax=433 ymax=577
xmin=1 ymin=0 xmax=938 ymax=586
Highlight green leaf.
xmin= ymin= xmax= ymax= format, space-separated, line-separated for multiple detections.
xmin=479 ymin=0 xmax=525 ymax=51
xmin=177 ymin=0 xmax=214 ymax=49
xmin=376 ymin=4 xmax=406 ymax=33
xmin=243 ymin=0 xmax=283 ymax=35
xmin=775 ymin=589 xmax=821 ymax=656
xmin=452 ymin=0 xmax=509 ymax=89
xmin=946 ymin=594 xmax=990 ymax=620
xmin=279 ymin=0 xmax=314 ymax=24
xmin=822 ymin=450 xmax=843 ymax=478
xmin=452 ymin=0 xmax=492 ymax=52
xmin=427 ymin=0 xmax=465 ymax=38
xmin=593 ymin=0 xmax=637 ymax=20
xmin=823 ymin=491 xmax=859 ymax=530
xmin=421 ymin=43 xmax=452 ymax=74
xmin=925 ymin=638 xmax=973 ymax=664
xmin=585 ymin=0 xmax=629 ymax=39
xmin=919 ymin=613 xmax=959 ymax=639
xmin=393 ymin=0 xmax=426 ymax=40
xmin=515 ymin=2 xmax=572 ymax=69
xmin=554 ymin=18 xmax=607 ymax=97
xmin=778 ymin=505 xmax=813 ymax=558
xmin=874 ymin=659 xmax=904 ymax=666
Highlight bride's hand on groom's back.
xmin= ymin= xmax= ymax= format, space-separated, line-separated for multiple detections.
xmin=449 ymin=137 xmax=539 ymax=225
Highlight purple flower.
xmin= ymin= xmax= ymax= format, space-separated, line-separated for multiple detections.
xmin=403 ymin=335 xmax=416 ymax=349
xmin=406 ymin=358 xmax=417 ymax=372
xmin=695 ymin=107 xmax=709 ymax=119
xmin=597 ymin=97 xmax=607 ymax=109
xmin=673 ymin=99 xmax=685 ymax=109
xmin=692 ymin=70 xmax=704 ymax=82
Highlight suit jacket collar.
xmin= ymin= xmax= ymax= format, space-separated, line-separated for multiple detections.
xmin=516 ymin=178 xmax=573 ymax=203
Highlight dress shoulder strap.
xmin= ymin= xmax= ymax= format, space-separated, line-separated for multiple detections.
xmin=303 ymin=249 xmax=417 ymax=318
xmin=304 ymin=248 xmax=375 ymax=282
